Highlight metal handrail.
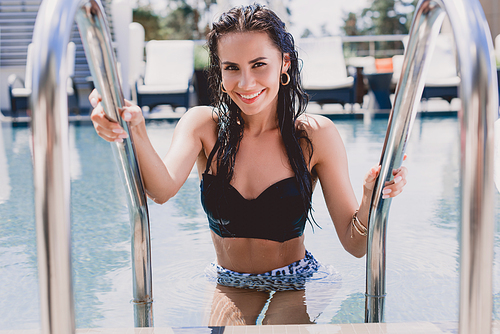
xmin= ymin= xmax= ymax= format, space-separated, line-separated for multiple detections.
xmin=31 ymin=0 xmax=153 ymax=331
xmin=364 ymin=1 xmax=498 ymax=334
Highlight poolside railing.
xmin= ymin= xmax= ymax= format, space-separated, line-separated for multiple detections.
xmin=365 ymin=1 xmax=498 ymax=334
xmin=29 ymin=0 xmax=498 ymax=332
xmin=31 ymin=0 xmax=153 ymax=331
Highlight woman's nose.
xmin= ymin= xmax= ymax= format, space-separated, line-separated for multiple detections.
xmin=238 ymin=70 xmax=256 ymax=89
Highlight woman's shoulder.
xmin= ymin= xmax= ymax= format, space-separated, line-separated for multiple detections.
xmin=296 ymin=113 xmax=340 ymax=138
xmin=296 ymin=113 xmax=345 ymax=166
xmin=177 ymin=105 xmax=218 ymax=130
xmin=182 ymin=105 xmax=218 ymax=122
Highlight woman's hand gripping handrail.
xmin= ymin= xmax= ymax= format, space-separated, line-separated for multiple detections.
xmin=365 ymin=2 xmax=498 ymax=334
xmin=31 ymin=0 xmax=153 ymax=330
xmin=75 ymin=1 xmax=153 ymax=327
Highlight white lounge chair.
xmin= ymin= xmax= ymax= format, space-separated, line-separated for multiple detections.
xmin=391 ymin=55 xmax=404 ymax=86
xmin=346 ymin=56 xmax=377 ymax=75
xmin=421 ymin=33 xmax=460 ymax=104
xmin=136 ymin=40 xmax=194 ymax=111
xmin=298 ymin=37 xmax=355 ymax=107
xmin=391 ymin=36 xmax=408 ymax=87
xmin=8 ymin=42 xmax=78 ymax=116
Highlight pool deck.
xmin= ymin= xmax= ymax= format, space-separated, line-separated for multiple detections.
xmin=0 ymin=97 xmax=462 ymax=126
xmin=2 ymin=321 xmax=500 ymax=334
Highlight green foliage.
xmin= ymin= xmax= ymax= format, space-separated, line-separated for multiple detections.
xmin=133 ymin=6 xmax=166 ymax=41
xmin=301 ymin=28 xmax=314 ymax=38
xmin=163 ymin=3 xmax=200 ymax=40
xmin=342 ymin=12 xmax=359 ymax=36
xmin=360 ymin=0 xmax=416 ymax=36
xmin=341 ymin=0 xmax=417 ymax=57
xmin=194 ymin=44 xmax=209 ymax=70
xmin=133 ymin=0 xmax=217 ymax=41
xmin=341 ymin=0 xmax=417 ymax=36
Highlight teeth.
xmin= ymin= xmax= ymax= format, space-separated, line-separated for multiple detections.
xmin=240 ymin=91 xmax=262 ymax=99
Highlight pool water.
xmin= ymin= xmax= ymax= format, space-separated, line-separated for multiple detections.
xmin=1 ymin=116 xmax=499 ymax=329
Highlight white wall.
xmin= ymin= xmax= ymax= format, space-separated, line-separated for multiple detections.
xmin=111 ymin=0 xmax=133 ymax=100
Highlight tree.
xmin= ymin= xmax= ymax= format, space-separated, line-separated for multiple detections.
xmin=301 ymin=28 xmax=314 ymax=38
xmin=163 ymin=0 xmax=217 ymax=40
xmin=132 ymin=0 xmax=217 ymax=41
xmin=133 ymin=5 xmax=166 ymax=41
xmin=341 ymin=0 xmax=418 ymax=56
xmin=163 ymin=3 xmax=199 ymax=40
xmin=360 ymin=0 xmax=416 ymax=36
xmin=342 ymin=12 xmax=360 ymax=37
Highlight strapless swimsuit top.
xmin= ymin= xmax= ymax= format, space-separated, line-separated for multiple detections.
xmin=200 ymin=173 xmax=308 ymax=242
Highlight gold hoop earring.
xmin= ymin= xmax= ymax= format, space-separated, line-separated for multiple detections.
xmin=281 ymin=72 xmax=290 ymax=86
xmin=221 ymin=82 xmax=227 ymax=93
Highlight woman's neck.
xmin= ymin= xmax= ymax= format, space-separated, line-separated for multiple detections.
xmin=241 ymin=106 xmax=279 ymax=136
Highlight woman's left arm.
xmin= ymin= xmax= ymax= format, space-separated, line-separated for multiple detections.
xmin=305 ymin=115 xmax=407 ymax=258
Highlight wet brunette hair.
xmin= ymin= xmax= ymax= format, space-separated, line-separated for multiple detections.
xmin=205 ymin=4 xmax=314 ymax=221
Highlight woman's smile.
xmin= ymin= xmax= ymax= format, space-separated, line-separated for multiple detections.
xmin=236 ymin=89 xmax=266 ymax=103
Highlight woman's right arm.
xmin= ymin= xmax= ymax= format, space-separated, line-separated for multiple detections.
xmin=89 ymin=90 xmax=214 ymax=204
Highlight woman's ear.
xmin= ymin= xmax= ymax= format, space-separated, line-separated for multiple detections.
xmin=282 ymin=53 xmax=291 ymax=72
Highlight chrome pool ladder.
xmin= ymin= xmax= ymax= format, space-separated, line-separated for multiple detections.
xmin=31 ymin=0 xmax=153 ymax=332
xmin=365 ymin=1 xmax=498 ymax=334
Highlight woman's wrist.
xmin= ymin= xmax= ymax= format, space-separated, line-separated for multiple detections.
xmin=127 ymin=118 xmax=148 ymax=145
xmin=356 ymin=195 xmax=371 ymax=230
xmin=350 ymin=210 xmax=367 ymax=238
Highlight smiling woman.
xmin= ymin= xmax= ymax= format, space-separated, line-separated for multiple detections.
xmin=88 ymin=4 xmax=408 ymax=325
xmin=218 ymin=32 xmax=288 ymax=117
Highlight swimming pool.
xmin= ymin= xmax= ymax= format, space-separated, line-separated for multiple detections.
xmin=1 ymin=115 xmax=499 ymax=329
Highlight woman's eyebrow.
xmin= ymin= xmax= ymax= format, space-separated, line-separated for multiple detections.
xmin=221 ymin=57 xmax=268 ymax=66
xmin=221 ymin=60 xmax=238 ymax=66
xmin=249 ymin=57 xmax=267 ymax=64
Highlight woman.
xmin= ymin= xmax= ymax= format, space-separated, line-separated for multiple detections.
xmin=90 ymin=4 xmax=407 ymax=325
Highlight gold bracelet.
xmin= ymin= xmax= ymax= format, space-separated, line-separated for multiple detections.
xmin=351 ymin=210 xmax=367 ymax=238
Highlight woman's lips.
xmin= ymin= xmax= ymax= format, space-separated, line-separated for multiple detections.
xmin=236 ymin=89 xmax=265 ymax=103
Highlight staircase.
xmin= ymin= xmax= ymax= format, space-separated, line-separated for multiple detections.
xmin=0 ymin=0 xmax=115 ymax=90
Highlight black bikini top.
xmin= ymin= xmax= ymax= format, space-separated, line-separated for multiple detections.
xmin=200 ymin=173 xmax=308 ymax=242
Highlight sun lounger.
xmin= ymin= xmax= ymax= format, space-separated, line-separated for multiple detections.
xmin=298 ymin=37 xmax=355 ymax=108
xmin=136 ymin=40 xmax=194 ymax=111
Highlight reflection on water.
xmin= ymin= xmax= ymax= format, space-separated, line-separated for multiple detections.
xmin=70 ymin=125 xmax=131 ymax=327
xmin=1 ymin=116 xmax=500 ymax=329
xmin=0 ymin=125 xmax=11 ymax=204
xmin=495 ymin=293 xmax=500 ymax=320
xmin=330 ymin=292 xmax=364 ymax=324
xmin=171 ymin=177 xmax=205 ymax=223
xmin=0 ymin=125 xmax=37 ymax=330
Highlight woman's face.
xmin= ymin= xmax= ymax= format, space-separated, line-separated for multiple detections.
xmin=217 ymin=31 xmax=290 ymax=118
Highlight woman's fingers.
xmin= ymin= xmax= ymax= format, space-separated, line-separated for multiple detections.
xmin=90 ymin=104 xmax=128 ymax=143
xmin=89 ymin=92 xmax=145 ymax=142
xmin=382 ymin=166 xmax=408 ymax=199
xmin=120 ymin=100 xmax=144 ymax=127
xmin=89 ymin=91 xmax=128 ymax=143
xmin=363 ymin=165 xmax=381 ymax=191
xmin=365 ymin=154 xmax=409 ymax=199
xmin=89 ymin=89 xmax=102 ymax=108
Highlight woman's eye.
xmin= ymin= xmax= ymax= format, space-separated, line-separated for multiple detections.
xmin=224 ymin=65 xmax=238 ymax=71
xmin=253 ymin=62 xmax=266 ymax=68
